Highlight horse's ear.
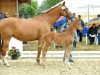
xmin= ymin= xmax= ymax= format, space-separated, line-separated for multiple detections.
xmin=62 ymin=1 xmax=65 ymax=6
xmin=61 ymin=1 xmax=65 ymax=9
xmin=59 ymin=1 xmax=65 ymax=6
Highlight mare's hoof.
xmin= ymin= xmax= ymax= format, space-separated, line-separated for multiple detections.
xmin=6 ymin=64 xmax=10 ymax=67
xmin=3 ymin=63 xmax=10 ymax=67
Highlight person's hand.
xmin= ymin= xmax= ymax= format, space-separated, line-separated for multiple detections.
xmin=80 ymin=30 xmax=82 ymax=32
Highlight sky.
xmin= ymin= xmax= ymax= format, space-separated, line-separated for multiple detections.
xmin=37 ymin=0 xmax=100 ymax=21
xmin=37 ymin=0 xmax=44 ymax=6
xmin=37 ymin=0 xmax=100 ymax=13
xmin=65 ymin=0 xmax=100 ymax=21
xmin=65 ymin=0 xmax=100 ymax=14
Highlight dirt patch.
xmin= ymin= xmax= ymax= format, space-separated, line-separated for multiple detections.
xmin=0 ymin=58 xmax=100 ymax=75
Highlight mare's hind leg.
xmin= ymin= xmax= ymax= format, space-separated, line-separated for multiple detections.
xmin=2 ymin=38 xmax=11 ymax=67
xmin=65 ymin=45 xmax=72 ymax=69
xmin=42 ymin=42 xmax=50 ymax=67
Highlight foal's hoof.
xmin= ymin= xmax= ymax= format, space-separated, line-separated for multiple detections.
xmin=65 ymin=63 xmax=72 ymax=69
xmin=68 ymin=63 xmax=72 ymax=69
xmin=68 ymin=65 xmax=72 ymax=69
xmin=36 ymin=59 xmax=40 ymax=65
xmin=41 ymin=64 xmax=47 ymax=69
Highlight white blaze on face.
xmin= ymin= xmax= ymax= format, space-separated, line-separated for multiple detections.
xmin=62 ymin=6 xmax=65 ymax=10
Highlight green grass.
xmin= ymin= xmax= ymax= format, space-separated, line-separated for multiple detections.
xmin=23 ymin=37 xmax=100 ymax=51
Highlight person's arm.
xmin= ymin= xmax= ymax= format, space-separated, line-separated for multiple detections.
xmin=81 ymin=20 xmax=85 ymax=28
xmin=87 ymin=27 xmax=91 ymax=36
xmin=95 ymin=27 xmax=98 ymax=35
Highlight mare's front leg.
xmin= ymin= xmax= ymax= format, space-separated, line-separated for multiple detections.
xmin=42 ymin=42 xmax=50 ymax=67
xmin=65 ymin=45 xmax=72 ymax=69
xmin=36 ymin=39 xmax=42 ymax=64
xmin=2 ymin=39 xmax=10 ymax=67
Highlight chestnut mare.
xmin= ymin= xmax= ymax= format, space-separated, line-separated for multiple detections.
xmin=0 ymin=1 xmax=71 ymax=66
xmin=39 ymin=19 xmax=82 ymax=68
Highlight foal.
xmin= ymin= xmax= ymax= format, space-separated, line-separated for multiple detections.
xmin=39 ymin=19 xmax=82 ymax=68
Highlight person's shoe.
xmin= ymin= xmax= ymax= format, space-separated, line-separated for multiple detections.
xmin=90 ymin=42 xmax=93 ymax=45
xmin=55 ymin=45 xmax=59 ymax=49
xmin=69 ymin=59 xmax=74 ymax=62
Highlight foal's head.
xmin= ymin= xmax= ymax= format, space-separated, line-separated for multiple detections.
xmin=74 ymin=19 xmax=83 ymax=31
xmin=58 ymin=1 xmax=72 ymax=18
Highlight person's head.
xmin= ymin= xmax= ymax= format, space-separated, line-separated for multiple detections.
xmin=92 ymin=23 xmax=96 ymax=28
xmin=72 ymin=13 xmax=76 ymax=17
xmin=97 ymin=24 xmax=100 ymax=28
xmin=97 ymin=14 xmax=100 ymax=17
xmin=78 ymin=15 xmax=81 ymax=19
xmin=4 ymin=12 xmax=10 ymax=18
xmin=14 ymin=13 xmax=19 ymax=18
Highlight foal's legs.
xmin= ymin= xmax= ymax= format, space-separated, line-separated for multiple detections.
xmin=2 ymin=38 xmax=11 ymax=67
xmin=65 ymin=45 xmax=72 ymax=68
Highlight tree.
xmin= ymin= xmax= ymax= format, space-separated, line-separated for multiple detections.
xmin=39 ymin=0 xmax=62 ymax=12
xmin=19 ymin=0 xmax=38 ymax=18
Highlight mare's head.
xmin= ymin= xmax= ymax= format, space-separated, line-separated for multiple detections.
xmin=47 ymin=1 xmax=71 ymax=18
xmin=58 ymin=1 xmax=72 ymax=18
xmin=73 ymin=19 xmax=83 ymax=31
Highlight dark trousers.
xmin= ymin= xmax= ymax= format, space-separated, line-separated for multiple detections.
xmin=98 ymin=33 xmax=100 ymax=44
xmin=0 ymin=35 xmax=2 ymax=51
xmin=63 ymin=53 xmax=73 ymax=62
xmin=79 ymin=32 xmax=82 ymax=42
xmin=77 ymin=30 xmax=82 ymax=42
xmin=88 ymin=36 xmax=95 ymax=44
xmin=73 ymin=41 xmax=76 ymax=48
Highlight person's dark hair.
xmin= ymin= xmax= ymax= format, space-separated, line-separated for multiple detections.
xmin=92 ymin=23 xmax=96 ymax=27
xmin=97 ymin=14 xmax=100 ymax=17
xmin=73 ymin=13 xmax=75 ymax=14
xmin=98 ymin=24 xmax=100 ymax=27
xmin=78 ymin=15 xmax=81 ymax=18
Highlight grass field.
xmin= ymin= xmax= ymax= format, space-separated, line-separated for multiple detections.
xmin=23 ymin=37 xmax=100 ymax=51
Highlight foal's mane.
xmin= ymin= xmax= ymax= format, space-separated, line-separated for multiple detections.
xmin=40 ymin=1 xmax=64 ymax=14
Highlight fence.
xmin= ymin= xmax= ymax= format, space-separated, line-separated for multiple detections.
xmin=21 ymin=51 xmax=100 ymax=59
